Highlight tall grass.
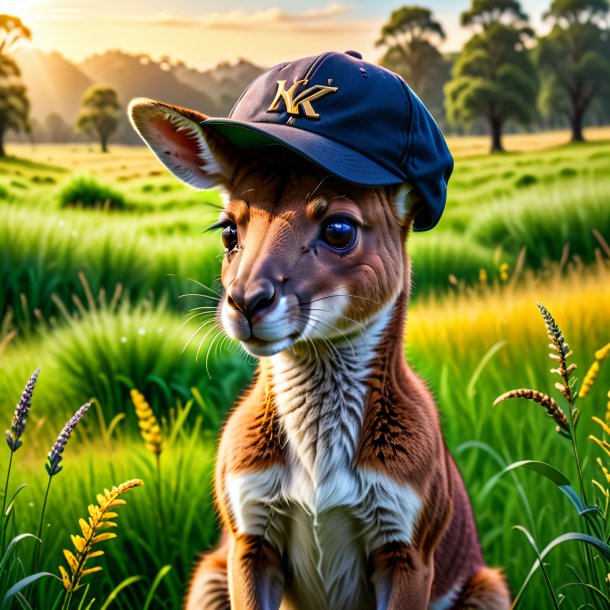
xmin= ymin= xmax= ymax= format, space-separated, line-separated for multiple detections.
xmin=408 ymin=231 xmax=512 ymax=297
xmin=0 ymin=202 xmax=223 ymax=333
xmin=0 ymin=296 xmax=254 ymax=429
xmin=0 ymin=260 xmax=607 ymax=608
xmin=407 ymin=259 xmax=610 ymax=607
xmin=467 ymin=178 xmax=610 ymax=268
xmin=2 ymin=403 xmax=215 ymax=609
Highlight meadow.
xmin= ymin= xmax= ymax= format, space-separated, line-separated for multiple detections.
xmin=1 ymin=129 xmax=609 ymax=609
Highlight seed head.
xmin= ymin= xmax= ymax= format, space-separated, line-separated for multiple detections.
xmin=6 ymin=368 xmax=40 ymax=452
xmin=494 ymin=388 xmax=570 ymax=434
xmin=537 ymin=303 xmax=570 ymax=357
xmin=499 ymin=262 xmax=510 ymax=282
xmin=59 ymin=479 xmax=143 ymax=592
xmin=46 ymin=402 xmax=91 ymax=476
xmin=579 ymin=361 xmax=600 ymax=400
xmin=537 ymin=303 xmax=575 ymax=402
xmin=131 ymin=389 xmax=163 ymax=456
xmin=597 ymin=458 xmax=610 ymax=486
xmin=595 ymin=342 xmax=610 ymax=361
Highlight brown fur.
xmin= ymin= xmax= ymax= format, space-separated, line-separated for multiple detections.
xmin=129 ymin=99 xmax=511 ymax=610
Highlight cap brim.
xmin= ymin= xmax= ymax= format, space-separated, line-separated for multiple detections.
xmin=202 ymin=118 xmax=406 ymax=188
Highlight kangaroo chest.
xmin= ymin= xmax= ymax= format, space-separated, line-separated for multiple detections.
xmin=225 ymin=350 xmax=422 ymax=610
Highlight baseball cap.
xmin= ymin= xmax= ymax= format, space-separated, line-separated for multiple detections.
xmin=202 ymin=50 xmax=453 ymax=231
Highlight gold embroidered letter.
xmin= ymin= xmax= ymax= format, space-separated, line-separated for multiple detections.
xmin=268 ymin=79 xmax=338 ymax=119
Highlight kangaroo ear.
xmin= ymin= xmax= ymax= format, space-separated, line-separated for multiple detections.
xmin=392 ymin=183 xmax=423 ymax=231
xmin=128 ymin=98 xmax=233 ymax=190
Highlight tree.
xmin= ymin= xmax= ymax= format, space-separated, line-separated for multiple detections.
xmin=46 ymin=112 xmax=73 ymax=143
xmin=76 ymin=86 xmax=121 ymax=153
xmin=376 ymin=6 xmax=446 ymax=95
xmin=444 ymin=0 xmax=538 ymax=152
xmin=0 ymin=15 xmax=32 ymax=156
xmin=537 ymin=0 xmax=610 ymax=142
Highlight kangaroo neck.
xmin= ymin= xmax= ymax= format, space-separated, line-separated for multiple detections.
xmin=267 ymin=291 xmax=407 ymax=482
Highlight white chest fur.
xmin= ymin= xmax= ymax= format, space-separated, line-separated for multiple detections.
xmin=225 ymin=310 xmax=422 ymax=609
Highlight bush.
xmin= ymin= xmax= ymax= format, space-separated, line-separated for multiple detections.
xmin=559 ymin=167 xmax=577 ymax=178
xmin=59 ymin=175 xmax=126 ymax=210
xmin=515 ymin=174 xmax=538 ymax=188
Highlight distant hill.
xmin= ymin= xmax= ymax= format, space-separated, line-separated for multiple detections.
xmin=173 ymin=58 xmax=264 ymax=116
xmin=14 ymin=48 xmax=92 ymax=124
xmin=11 ymin=49 xmax=265 ymax=144
xmin=80 ymin=50 xmax=221 ymax=117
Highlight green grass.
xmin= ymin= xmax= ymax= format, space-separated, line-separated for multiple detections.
xmin=2 ymin=261 xmax=609 ymax=608
xmin=6 ymin=424 xmax=218 ymax=609
xmin=0 ymin=299 xmax=254 ymax=430
xmin=467 ymin=177 xmax=610 ymax=268
xmin=2 ymin=136 xmax=610 ymax=608
xmin=0 ymin=202 xmax=224 ymax=333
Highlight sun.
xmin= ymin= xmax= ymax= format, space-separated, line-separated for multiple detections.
xmin=0 ymin=0 xmax=38 ymax=22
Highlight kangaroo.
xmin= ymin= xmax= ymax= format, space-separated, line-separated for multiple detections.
xmin=129 ymin=51 xmax=511 ymax=610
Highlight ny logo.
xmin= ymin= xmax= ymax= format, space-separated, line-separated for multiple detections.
xmin=268 ymin=79 xmax=338 ymax=119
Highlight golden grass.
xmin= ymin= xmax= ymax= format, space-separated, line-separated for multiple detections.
xmin=408 ymin=259 xmax=610 ymax=364
xmin=446 ymin=126 xmax=610 ymax=157
xmin=7 ymin=126 xmax=610 ymax=172
xmin=4 ymin=143 xmax=164 ymax=179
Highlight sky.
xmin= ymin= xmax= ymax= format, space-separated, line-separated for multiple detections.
xmin=4 ymin=0 xmax=552 ymax=70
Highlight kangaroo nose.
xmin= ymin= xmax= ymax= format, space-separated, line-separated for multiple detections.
xmin=227 ymin=278 xmax=277 ymax=321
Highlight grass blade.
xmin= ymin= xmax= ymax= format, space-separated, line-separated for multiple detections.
xmin=1 ymin=572 xmax=58 ymax=609
xmin=142 ymin=565 xmax=172 ymax=610
xmin=98 ymin=575 xmax=143 ymax=610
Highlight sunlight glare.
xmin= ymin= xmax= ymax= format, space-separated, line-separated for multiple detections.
xmin=0 ymin=0 xmax=37 ymax=22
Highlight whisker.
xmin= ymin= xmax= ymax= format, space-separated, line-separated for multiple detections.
xmin=297 ymin=313 xmax=358 ymax=358
xmin=196 ymin=323 xmax=222 ymax=365
xmin=186 ymin=305 xmax=221 ymax=313
xmin=183 ymin=277 xmax=223 ymax=297
xmin=182 ymin=318 xmax=215 ymax=352
xmin=306 ymin=175 xmax=332 ymax=203
xmin=183 ymin=312 xmax=216 ymax=325
xmin=178 ymin=293 xmax=221 ymax=301
xmin=205 ymin=325 xmax=227 ymax=377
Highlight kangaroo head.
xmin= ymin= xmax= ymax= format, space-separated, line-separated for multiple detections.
xmin=130 ymin=99 xmax=422 ymax=357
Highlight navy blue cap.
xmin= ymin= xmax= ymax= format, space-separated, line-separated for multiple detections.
xmin=202 ymin=51 xmax=453 ymax=231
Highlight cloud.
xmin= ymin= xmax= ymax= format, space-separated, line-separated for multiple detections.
xmin=113 ymin=3 xmax=358 ymax=30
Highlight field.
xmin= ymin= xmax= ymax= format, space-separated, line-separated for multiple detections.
xmin=1 ymin=129 xmax=610 ymax=609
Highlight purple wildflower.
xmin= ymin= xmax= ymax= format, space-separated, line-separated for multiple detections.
xmin=6 ymin=368 xmax=40 ymax=452
xmin=46 ymin=402 xmax=91 ymax=476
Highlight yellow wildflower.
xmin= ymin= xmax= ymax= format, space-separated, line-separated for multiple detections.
xmin=595 ymin=342 xmax=610 ymax=361
xmin=130 ymin=389 xmax=164 ymax=456
xmin=597 ymin=457 xmax=610 ymax=486
xmin=479 ymin=268 xmax=488 ymax=285
xmin=579 ymin=361 xmax=600 ymax=399
xmin=499 ymin=262 xmax=510 ymax=282
xmin=59 ymin=479 xmax=143 ymax=592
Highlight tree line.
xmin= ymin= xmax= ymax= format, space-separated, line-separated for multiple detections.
xmin=0 ymin=0 xmax=609 ymax=155
xmin=378 ymin=0 xmax=610 ymax=151
xmin=0 ymin=14 xmax=120 ymax=155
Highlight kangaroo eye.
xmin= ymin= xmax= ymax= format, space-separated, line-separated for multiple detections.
xmin=321 ymin=218 xmax=357 ymax=251
xmin=221 ymin=223 xmax=238 ymax=252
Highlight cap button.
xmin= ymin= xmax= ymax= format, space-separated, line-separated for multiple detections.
xmin=344 ymin=50 xmax=362 ymax=59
